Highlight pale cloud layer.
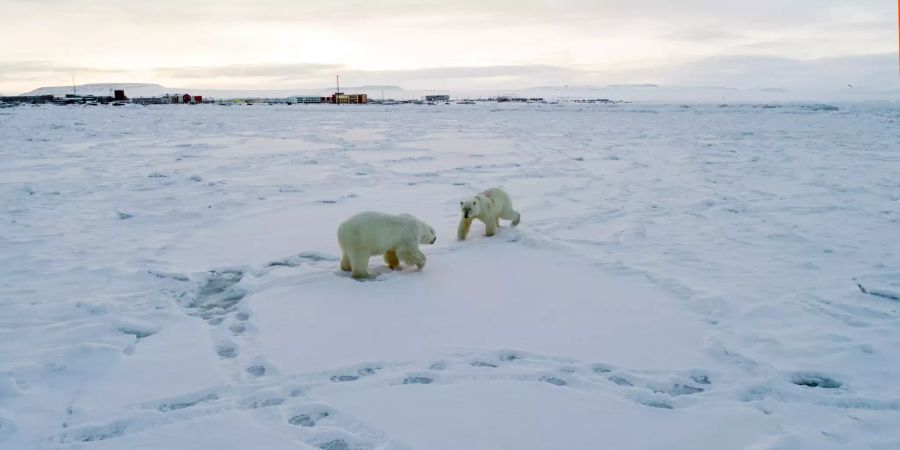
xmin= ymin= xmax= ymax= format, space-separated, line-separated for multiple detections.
xmin=0 ymin=0 xmax=896 ymax=94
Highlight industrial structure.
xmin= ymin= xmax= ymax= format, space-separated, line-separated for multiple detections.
xmin=324 ymin=75 xmax=368 ymax=104
xmin=0 ymin=95 xmax=54 ymax=104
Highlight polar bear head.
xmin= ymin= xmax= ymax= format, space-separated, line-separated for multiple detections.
xmin=419 ymin=222 xmax=437 ymax=244
xmin=460 ymin=195 xmax=487 ymax=219
xmin=400 ymin=214 xmax=437 ymax=244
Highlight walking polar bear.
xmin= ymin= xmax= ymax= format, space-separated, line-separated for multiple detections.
xmin=458 ymin=187 xmax=521 ymax=240
xmin=338 ymin=211 xmax=436 ymax=279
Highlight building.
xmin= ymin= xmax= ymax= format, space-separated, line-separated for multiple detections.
xmin=424 ymin=95 xmax=450 ymax=102
xmin=0 ymin=95 xmax=54 ymax=104
xmin=131 ymin=97 xmax=169 ymax=105
xmin=294 ymin=96 xmax=324 ymax=104
xmin=51 ymin=95 xmax=114 ymax=105
xmin=114 ymin=90 xmax=127 ymax=101
xmin=327 ymin=93 xmax=367 ymax=104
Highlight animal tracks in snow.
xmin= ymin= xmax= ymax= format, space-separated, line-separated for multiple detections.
xmin=49 ymin=343 xmax=899 ymax=449
xmin=155 ymin=251 xmax=342 ymax=384
xmin=117 ymin=244 xmax=895 ymax=449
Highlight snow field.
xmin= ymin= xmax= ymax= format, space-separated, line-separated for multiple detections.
xmin=1 ymin=102 xmax=899 ymax=449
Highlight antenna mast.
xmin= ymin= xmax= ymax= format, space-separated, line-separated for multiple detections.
xmin=71 ymin=74 xmax=76 ymax=96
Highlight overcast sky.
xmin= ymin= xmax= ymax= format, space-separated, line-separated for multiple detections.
xmin=1 ymin=0 xmax=897 ymax=94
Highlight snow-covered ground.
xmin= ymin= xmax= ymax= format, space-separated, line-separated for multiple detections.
xmin=1 ymin=101 xmax=899 ymax=449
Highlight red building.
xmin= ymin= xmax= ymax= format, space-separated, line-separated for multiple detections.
xmin=182 ymin=94 xmax=192 ymax=103
xmin=193 ymin=95 xmax=203 ymax=103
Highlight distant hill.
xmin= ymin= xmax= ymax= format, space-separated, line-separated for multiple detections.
xmin=607 ymin=84 xmax=659 ymax=88
xmin=24 ymin=83 xmax=167 ymax=97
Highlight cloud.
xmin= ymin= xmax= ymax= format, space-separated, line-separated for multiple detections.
xmin=152 ymin=63 xmax=604 ymax=89
xmin=154 ymin=63 xmax=344 ymax=80
xmin=0 ymin=61 xmax=125 ymax=94
xmin=0 ymin=0 xmax=896 ymax=95
xmin=660 ymin=28 xmax=744 ymax=42
xmin=0 ymin=60 xmax=607 ymax=93
xmin=3 ymin=54 xmax=898 ymax=96
xmin=0 ymin=61 xmax=119 ymax=79
xmin=657 ymin=53 xmax=900 ymax=92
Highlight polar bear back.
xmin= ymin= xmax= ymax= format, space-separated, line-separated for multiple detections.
xmin=481 ymin=188 xmax=511 ymax=214
xmin=337 ymin=211 xmax=422 ymax=255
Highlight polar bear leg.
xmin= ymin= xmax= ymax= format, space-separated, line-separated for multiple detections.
xmin=384 ymin=250 xmax=400 ymax=269
xmin=398 ymin=245 xmax=427 ymax=269
xmin=499 ymin=207 xmax=521 ymax=226
xmin=483 ymin=215 xmax=497 ymax=237
xmin=458 ymin=217 xmax=473 ymax=241
xmin=349 ymin=250 xmax=372 ymax=279
xmin=340 ymin=253 xmax=352 ymax=272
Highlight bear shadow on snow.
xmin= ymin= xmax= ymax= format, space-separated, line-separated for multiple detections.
xmin=333 ymin=262 xmax=424 ymax=282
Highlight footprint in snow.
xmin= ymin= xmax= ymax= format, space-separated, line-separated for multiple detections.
xmin=154 ymin=392 xmax=219 ymax=412
xmin=243 ymin=397 xmax=284 ymax=409
xmin=639 ymin=399 xmax=674 ymax=410
xmin=539 ymin=376 xmax=568 ymax=386
xmin=470 ymin=361 xmax=498 ymax=368
xmin=177 ymin=269 xmax=246 ymax=318
xmin=608 ymin=376 xmax=633 ymax=387
xmin=330 ymin=366 xmax=380 ymax=383
xmin=791 ymin=374 xmax=842 ymax=389
xmin=289 ymin=410 xmax=330 ymax=427
xmin=402 ymin=376 xmax=433 ymax=385
xmin=246 ymin=365 xmax=267 ymax=377
xmin=319 ymin=440 xmax=351 ymax=450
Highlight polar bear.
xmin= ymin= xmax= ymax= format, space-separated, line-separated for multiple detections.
xmin=338 ymin=211 xmax=436 ymax=279
xmin=457 ymin=187 xmax=521 ymax=240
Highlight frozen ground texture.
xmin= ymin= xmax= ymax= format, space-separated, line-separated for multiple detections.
xmin=1 ymin=102 xmax=899 ymax=449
